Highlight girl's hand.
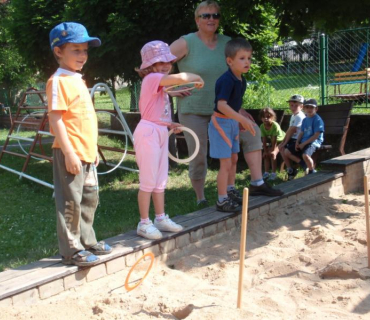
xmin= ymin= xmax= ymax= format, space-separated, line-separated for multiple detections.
xmin=194 ymin=79 xmax=204 ymax=89
xmin=169 ymin=122 xmax=183 ymax=133
xmin=168 ymin=90 xmax=192 ymax=98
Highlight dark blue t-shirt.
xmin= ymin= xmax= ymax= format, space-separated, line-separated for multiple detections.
xmin=214 ymin=68 xmax=246 ymax=114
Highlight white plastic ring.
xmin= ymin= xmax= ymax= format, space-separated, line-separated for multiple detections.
xmin=168 ymin=126 xmax=200 ymax=164
xmin=164 ymin=82 xmax=202 ymax=93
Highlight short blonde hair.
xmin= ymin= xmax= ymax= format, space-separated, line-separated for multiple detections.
xmin=195 ymin=0 xmax=220 ymax=18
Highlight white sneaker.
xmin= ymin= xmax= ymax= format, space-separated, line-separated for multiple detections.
xmin=137 ymin=221 xmax=162 ymax=240
xmin=154 ymin=214 xmax=183 ymax=233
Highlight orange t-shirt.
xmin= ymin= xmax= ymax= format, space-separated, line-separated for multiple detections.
xmin=46 ymin=68 xmax=98 ymax=163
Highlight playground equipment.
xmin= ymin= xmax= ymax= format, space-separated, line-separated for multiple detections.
xmin=0 ymin=84 xmax=139 ymax=189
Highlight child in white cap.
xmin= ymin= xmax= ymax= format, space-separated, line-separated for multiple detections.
xmin=134 ymin=40 xmax=204 ymax=240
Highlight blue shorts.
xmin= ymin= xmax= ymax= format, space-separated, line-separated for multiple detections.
xmin=290 ymin=142 xmax=318 ymax=159
xmin=209 ymin=116 xmax=239 ymax=159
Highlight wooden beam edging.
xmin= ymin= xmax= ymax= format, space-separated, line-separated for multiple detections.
xmin=0 ymin=171 xmax=347 ymax=304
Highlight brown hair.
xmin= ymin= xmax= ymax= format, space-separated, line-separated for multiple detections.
xmin=259 ymin=107 xmax=276 ymax=121
xmin=52 ymin=43 xmax=68 ymax=63
xmin=135 ymin=66 xmax=154 ymax=78
xmin=195 ymin=1 xmax=220 ymax=18
xmin=225 ymin=38 xmax=252 ymax=59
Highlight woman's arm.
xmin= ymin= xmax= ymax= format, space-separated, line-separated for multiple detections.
xmin=170 ymin=38 xmax=188 ymax=61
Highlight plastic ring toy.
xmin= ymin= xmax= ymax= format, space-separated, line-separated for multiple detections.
xmin=168 ymin=126 xmax=200 ymax=164
xmin=124 ymin=252 xmax=155 ymax=292
xmin=164 ymin=81 xmax=203 ymax=93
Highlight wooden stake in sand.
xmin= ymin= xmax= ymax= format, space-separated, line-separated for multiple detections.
xmin=237 ymin=188 xmax=249 ymax=309
xmin=363 ymin=175 xmax=370 ymax=268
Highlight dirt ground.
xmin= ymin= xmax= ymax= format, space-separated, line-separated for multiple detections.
xmin=1 ymin=193 xmax=370 ymax=319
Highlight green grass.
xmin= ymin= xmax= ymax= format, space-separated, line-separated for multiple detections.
xmin=0 ymin=136 xmax=301 ymax=272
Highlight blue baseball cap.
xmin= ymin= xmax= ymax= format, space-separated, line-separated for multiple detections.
xmin=49 ymin=22 xmax=101 ymax=49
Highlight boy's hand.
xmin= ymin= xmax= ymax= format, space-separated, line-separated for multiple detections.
xmin=65 ymin=152 xmax=82 ymax=175
xmin=94 ymin=154 xmax=99 ymax=167
xmin=240 ymin=118 xmax=256 ymax=136
xmin=297 ymin=143 xmax=305 ymax=150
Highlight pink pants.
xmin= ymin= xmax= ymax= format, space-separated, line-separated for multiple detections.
xmin=134 ymin=120 xmax=169 ymax=193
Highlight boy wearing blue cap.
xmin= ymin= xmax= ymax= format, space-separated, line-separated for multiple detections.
xmin=47 ymin=22 xmax=112 ymax=267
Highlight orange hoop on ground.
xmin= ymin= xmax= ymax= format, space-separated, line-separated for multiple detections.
xmin=124 ymin=252 xmax=155 ymax=292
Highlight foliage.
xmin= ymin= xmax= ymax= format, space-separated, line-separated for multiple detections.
xmin=271 ymin=0 xmax=370 ymax=38
xmin=0 ymin=2 xmax=37 ymax=106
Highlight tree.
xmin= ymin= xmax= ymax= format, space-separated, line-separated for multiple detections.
xmin=271 ymin=0 xmax=370 ymax=38
xmin=0 ymin=1 xmax=36 ymax=107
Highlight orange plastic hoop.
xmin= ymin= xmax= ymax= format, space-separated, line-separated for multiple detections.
xmin=124 ymin=252 xmax=155 ymax=292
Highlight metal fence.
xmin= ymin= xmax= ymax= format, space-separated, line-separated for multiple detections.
xmin=266 ymin=27 xmax=370 ymax=109
xmin=266 ymin=34 xmax=321 ymax=108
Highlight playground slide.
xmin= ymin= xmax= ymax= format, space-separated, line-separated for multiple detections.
xmin=351 ymin=43 xmax=369 ymax=72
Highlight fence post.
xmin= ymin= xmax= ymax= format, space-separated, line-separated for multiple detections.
xmin=319 ymin=33 xmax=328 ymax=105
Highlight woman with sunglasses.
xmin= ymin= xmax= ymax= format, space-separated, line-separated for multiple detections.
xmin=171 ymin=1 xmax=283 ymax=205
xmin=170 ymin=1 xmax=229 ymax=206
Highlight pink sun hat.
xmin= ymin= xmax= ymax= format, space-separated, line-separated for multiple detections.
xmin=140 ymin=40 xmax=177 ymax=69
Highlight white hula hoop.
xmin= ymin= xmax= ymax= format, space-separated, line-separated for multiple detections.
xmin=168 ymin=127 xmax=200 ymax=164
xmin=164 ymin=82 xmax=202 ymax=93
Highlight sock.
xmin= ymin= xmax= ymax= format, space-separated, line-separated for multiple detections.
xmin=227 ymin=185 xmax=235 ymax=192
xmin=197 ymin=198 xmax=207 ymax=205
xmin=140 ymin=217 xmax=150 ymax=224
xmin=155 ymin=213 xmax=165 ymax=221
xmin=251 ymin=179 xmax=264 ymax=186
xmin=218 ymin=195 xmax=228 ymax=202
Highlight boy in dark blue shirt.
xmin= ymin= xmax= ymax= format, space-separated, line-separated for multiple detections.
xmin=286 ymin=99 xmax=324 ymax=177
xmin=208 ymin=38 xmax=256 ymax=212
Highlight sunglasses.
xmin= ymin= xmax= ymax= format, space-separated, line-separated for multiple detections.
xmin=198 ymin=13 xmax=221 ymax=20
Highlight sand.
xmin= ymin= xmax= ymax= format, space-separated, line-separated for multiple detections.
xmin=1 ymin=193 xmax=370 ymax=319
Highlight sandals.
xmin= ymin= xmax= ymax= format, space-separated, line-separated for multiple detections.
xmin=62 ymin=250 xmax=100 ymax=267
xmin=88 ymin=241 xmax=113 ymax=255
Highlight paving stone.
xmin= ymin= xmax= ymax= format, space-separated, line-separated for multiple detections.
xmin=216 ymin=221 xmax=226 ymax=233
xmin=248 ymin=208 xmax=260 ymax=220
xmin=159 ymin=239 xmax=176 ymax=254
xmin=64 ymin=269 xmax=88 ymax=290
xmin=106 ymin=256 xmax=126 ymax=275
xmin=143 ymin=245 xmax=161 ymax=258
xmin=190 ymin=228 xmax=203 ymax=243
xmin=203 ymin=224 xmax=217 ymax=238
xmin=12 ymin=288 xmax=39 ymax=306
xmin=225 ymin=218 xmax=236 ymax=230
xmin=0 ymin=297 xmax=12 ymax=306
xmin=86 ymin=264 xmax=107 ymax=282
xmin=39 ymin=279 xmax=64 ymax=299
xmin=259 ymin=204 xmax=270 ymax=216
xmin=125 ymin=251 xmax=143 ymax=267
xmin=175 ymin=234 xmax=190 ymax=249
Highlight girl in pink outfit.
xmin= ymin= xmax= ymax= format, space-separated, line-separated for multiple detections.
xmin=134 ymin=41 xmax=204 ymax=240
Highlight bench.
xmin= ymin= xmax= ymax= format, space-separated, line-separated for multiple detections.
xmin=330 ymin=68 xmax=370 ymax=100
xmin=312 ymin=102 xmax=353 ymax=164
